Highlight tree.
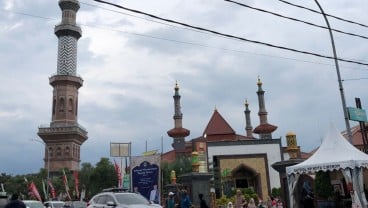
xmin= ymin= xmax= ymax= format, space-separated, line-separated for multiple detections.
xmin=89 ymin=158 xmax=117 ymax=196
xmin=161 ymin=155 xmax=192 ymax=187
xmin=314 ymin=171 xmax=334 ymax=200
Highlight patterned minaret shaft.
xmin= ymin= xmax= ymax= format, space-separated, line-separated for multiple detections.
xmin=55 ymin=0 xmax=82 ymax=76
xmin=38 ymin=0 xmax=87 ymax=173
xmin=167 ymin=82 xmax=190 ymax=152
xmin=244 ymin=100 xmax=253 ymax=138
xmin=174 ymin=83 xmax=183 ymax=128
xmin=257 ymin=77 xmax=268 ymax=124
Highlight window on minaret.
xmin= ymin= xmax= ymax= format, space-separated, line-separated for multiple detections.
xmin=68 ymin=98 xmax=73 ymax=113
xmin=65 ymin=146 xmax=70 ymax=157
xmin=52 ymin=99 xmax=56 ymax=115
xmin=59 ymin=97 xmax=65 ymax=112
xmin=48 ymin=147 xmax=53 ymax=158
xmin=56 ymin=147 xmax=62 ymax=157
xmin=76 ymin=98 xmax=78 ymax=116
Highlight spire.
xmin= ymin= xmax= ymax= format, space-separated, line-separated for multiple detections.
xmin=167 ymin=82 xmax=190 ymax=151
xmin=55 ymin=0 xmax=82 ymax=76
xmin=244 ymin=99 xmax=253 ymax=138
xmin=253 ymin=77 xmax=277 ymax=139
xmin=37 ymin=0 xmax=87 ymax=173
xmin=256 ymin=76 xmax=267 ymax=124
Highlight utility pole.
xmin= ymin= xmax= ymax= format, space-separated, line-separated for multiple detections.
xmin=313 ymin=0 xmax=353 ymax=143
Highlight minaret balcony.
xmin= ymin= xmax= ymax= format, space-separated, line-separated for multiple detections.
xmin=38 ymin=122 xmax=88 ymax=136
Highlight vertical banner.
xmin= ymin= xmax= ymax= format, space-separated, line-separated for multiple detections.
xmin=131 ymin=154 xmax=161 ymax=203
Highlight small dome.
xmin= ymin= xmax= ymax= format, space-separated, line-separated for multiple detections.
xmin=286 ymin=131 xmax=296 ymax=136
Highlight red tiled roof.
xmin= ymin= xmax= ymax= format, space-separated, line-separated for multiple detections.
xmin=253 ymin=123 xmax=277 ymax=134
xmin=203 ymin=109 xmax=235 ymax=136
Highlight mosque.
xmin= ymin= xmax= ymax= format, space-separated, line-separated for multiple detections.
xmin=163 ymin=79 xmax=284 ymax=201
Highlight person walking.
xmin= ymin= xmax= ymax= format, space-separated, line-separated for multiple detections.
xmin=248 ymin=198 xmax=256 ymax=208
xmin=234 ymin=189 xmax=246 ymax=208
xmin=5 ymin=194 xmax=25 ymax=208
xmin=166 ymin=192 xmax=175 ymax=208
xmin=198 ymin=193 xmax=209 ymax=208
xmin=180 ymin=190 xmax=191 ymax=208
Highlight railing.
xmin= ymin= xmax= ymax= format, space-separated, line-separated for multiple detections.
xmin=38 ymin=122 xmax=87 ymax=135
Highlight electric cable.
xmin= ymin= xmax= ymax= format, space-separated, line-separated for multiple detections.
xmin=224 ymin=0 xmax=368 ymax=40
xmin=93 ymin=0 xmax=368 ymax=67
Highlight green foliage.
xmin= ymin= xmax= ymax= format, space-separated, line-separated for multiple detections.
xmin=161 ymin=155 xmax=192 ymax=186
xmin=271 ymin=187 xmax=281 ymax=198
xmin=215 ymin=188 xmax=259 ymax=206
xmin=314 ymin=171 xmax=334 ymax=199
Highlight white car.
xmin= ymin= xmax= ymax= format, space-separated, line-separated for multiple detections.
xmin=44 ymin=201 xmax=65 ymax=208
xmin=87 ymin=189 xmax=162 ymax=208
xmin=23 ymin=200 xmax=44 ymax=208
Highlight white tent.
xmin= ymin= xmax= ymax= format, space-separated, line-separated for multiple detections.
xmin=286 ymin=124 xmax=368 ymax=208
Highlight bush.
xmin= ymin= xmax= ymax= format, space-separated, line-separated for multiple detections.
xmin=314 ymin=171 xmax=334 ymax=200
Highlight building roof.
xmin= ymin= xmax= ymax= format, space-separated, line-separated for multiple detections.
xmin=203 ymin=109 xmax=235 ymax=136
xmin=253 ymin=123 xmax=277 ymax=134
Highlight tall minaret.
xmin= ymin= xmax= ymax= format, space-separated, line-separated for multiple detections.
xmin=167 ymin=82 xmax=190 ymax=152
xmin=38 ymin=0 xmax=88 ymax=173
xmin=244 ymin=99 xmax=253 ymax=138
xmin=253 ymin=77 xmax=277 ymax=139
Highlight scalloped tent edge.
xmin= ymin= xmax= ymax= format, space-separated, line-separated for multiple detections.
xmin=286 ymin=123 xmax=368 ymax=208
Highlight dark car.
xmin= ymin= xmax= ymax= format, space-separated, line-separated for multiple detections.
xmin=63 ymin=201 xmax=86 ymax=208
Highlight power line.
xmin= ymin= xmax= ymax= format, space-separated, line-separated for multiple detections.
xmin=93 ymin=0 xmax=368 ymax=67
xmin=277 ymin=0 xmax=368 ymax=28
xmin=3 ymin=8 xmax=366 ymax=70
xmin=224 ymin=0 xmax=368 ymax=40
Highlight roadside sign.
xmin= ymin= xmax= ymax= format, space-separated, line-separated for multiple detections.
xmin=347 ymin=107 xmax=367 ymax=122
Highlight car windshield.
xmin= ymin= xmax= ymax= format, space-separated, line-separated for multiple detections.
xmin=64 ymin=201 xmax=86 ymax=208
xmin=115 ymin=193 xmax=150 ymax=205
xmin=24 ymin=201 xmax=44 ymax=208
xmin=46 ymin=202 xmax=64 ymax=208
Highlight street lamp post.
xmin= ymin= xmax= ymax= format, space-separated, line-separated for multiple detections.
xmin=313 ymin=0 xmax=353 ymax=143
xmin=31 ymin=138 xmax=50 ymax=200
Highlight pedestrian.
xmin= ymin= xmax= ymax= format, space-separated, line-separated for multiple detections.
xmin=234 ymin=189 xmax=246 ymax=208
xmin=248 ymin=198 xmax=256 ymax=208
xmin=227 ymin=202 xmax=233 ymax=208
xmin=5 ymin=193 xmax=25 ymax=208
xmin=180 ymin=190 xmax=191 ymax=208
xmin=198 ymin=193 xmax=209 ymax=208
xmin=166 ymin=192 xmax=175 ymax=208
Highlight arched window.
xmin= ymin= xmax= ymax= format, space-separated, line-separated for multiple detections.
xmin=64 ymin=146 xmax=70 ymax=157
xmin=52 ymin=99 xmax=56 ymax=115
xmin=59 ymin=97 xmax=65 ymax=112
xmin=56 ymin=147 xmax=62 ymax=157
xmin=68 ymin=98 xmax=73 ymax=113
xmin=48 ymin=147 xmax=53 ymax=158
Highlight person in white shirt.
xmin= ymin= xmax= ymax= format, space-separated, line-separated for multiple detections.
xmin=149 ymin=184 xmax=160 ymax=204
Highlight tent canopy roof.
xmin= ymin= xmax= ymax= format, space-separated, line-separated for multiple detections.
xmin=286 ymin=124 xmax=368 ymax=175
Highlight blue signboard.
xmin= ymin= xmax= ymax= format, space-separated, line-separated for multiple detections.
xmin=132 ymin=161 xmax=159 ymax=200
xmin=348 ymin=107 xmax=367 ymax=122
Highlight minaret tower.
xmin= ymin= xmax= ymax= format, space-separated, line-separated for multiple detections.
xmin=167 ymin=82 xmax=190 ymax=152
xmin=244 ymin=99 xmax=253 ymax=138
xmin=253 ymin=77 xmax=277 ymax=139
xmin=37 ymin=0 xmax=88 ymax=173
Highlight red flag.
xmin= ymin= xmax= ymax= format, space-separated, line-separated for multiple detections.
xmin=73 ymin=171 xmax=80 ymax=199
xmin=48 ymin=179 xmax=57 ymax=199
xmin=28 ymin=182 xmax=42 ymax=202
xmin=113 ymin=160 xmax=122 ymax=188
xmin=62 ymin=169 xmax=72 ymax=200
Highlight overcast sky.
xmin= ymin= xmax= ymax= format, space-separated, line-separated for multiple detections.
xmin=1 ymin=0 xmax=368 ymax=175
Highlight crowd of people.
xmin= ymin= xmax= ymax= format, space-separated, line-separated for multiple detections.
xmin=227 ymin=189 xmax=283 ymax=208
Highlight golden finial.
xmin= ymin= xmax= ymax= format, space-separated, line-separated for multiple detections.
xmin=245 ymin=99 xmax=248 ymax=106
xmin=175 ymin=80 xmax=179 ymax=90
xmin=257 ymin=75 xmax=262 ymax=86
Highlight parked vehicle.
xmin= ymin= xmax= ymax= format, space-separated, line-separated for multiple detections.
xmin=23 ymin=200 xmax=45 ymax=208
xmin=0 ymin=192 xmax=8 ymax=208
xmin=44 ymin=201 xmax=65 ymax=208
xmin=63 ymin=201 xmax=87 ymax=208
xmin=87 ymin=188 xmax=162 ymax=208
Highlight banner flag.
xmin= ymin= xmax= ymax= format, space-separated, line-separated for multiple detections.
xmin=42 ymin=180 xmax=47 ymax=201
xmin=73 ymin=171 xmax=80 ymax=199
xmin=28 ymin=181 xmax=42 ymax=202
xmin=62 ymin=169 xmax=72 ymax=200
xmin=48 ymin=179 xmax=56 ymax=199
xmin=113 ymin=159 xmax=122 ymax=188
